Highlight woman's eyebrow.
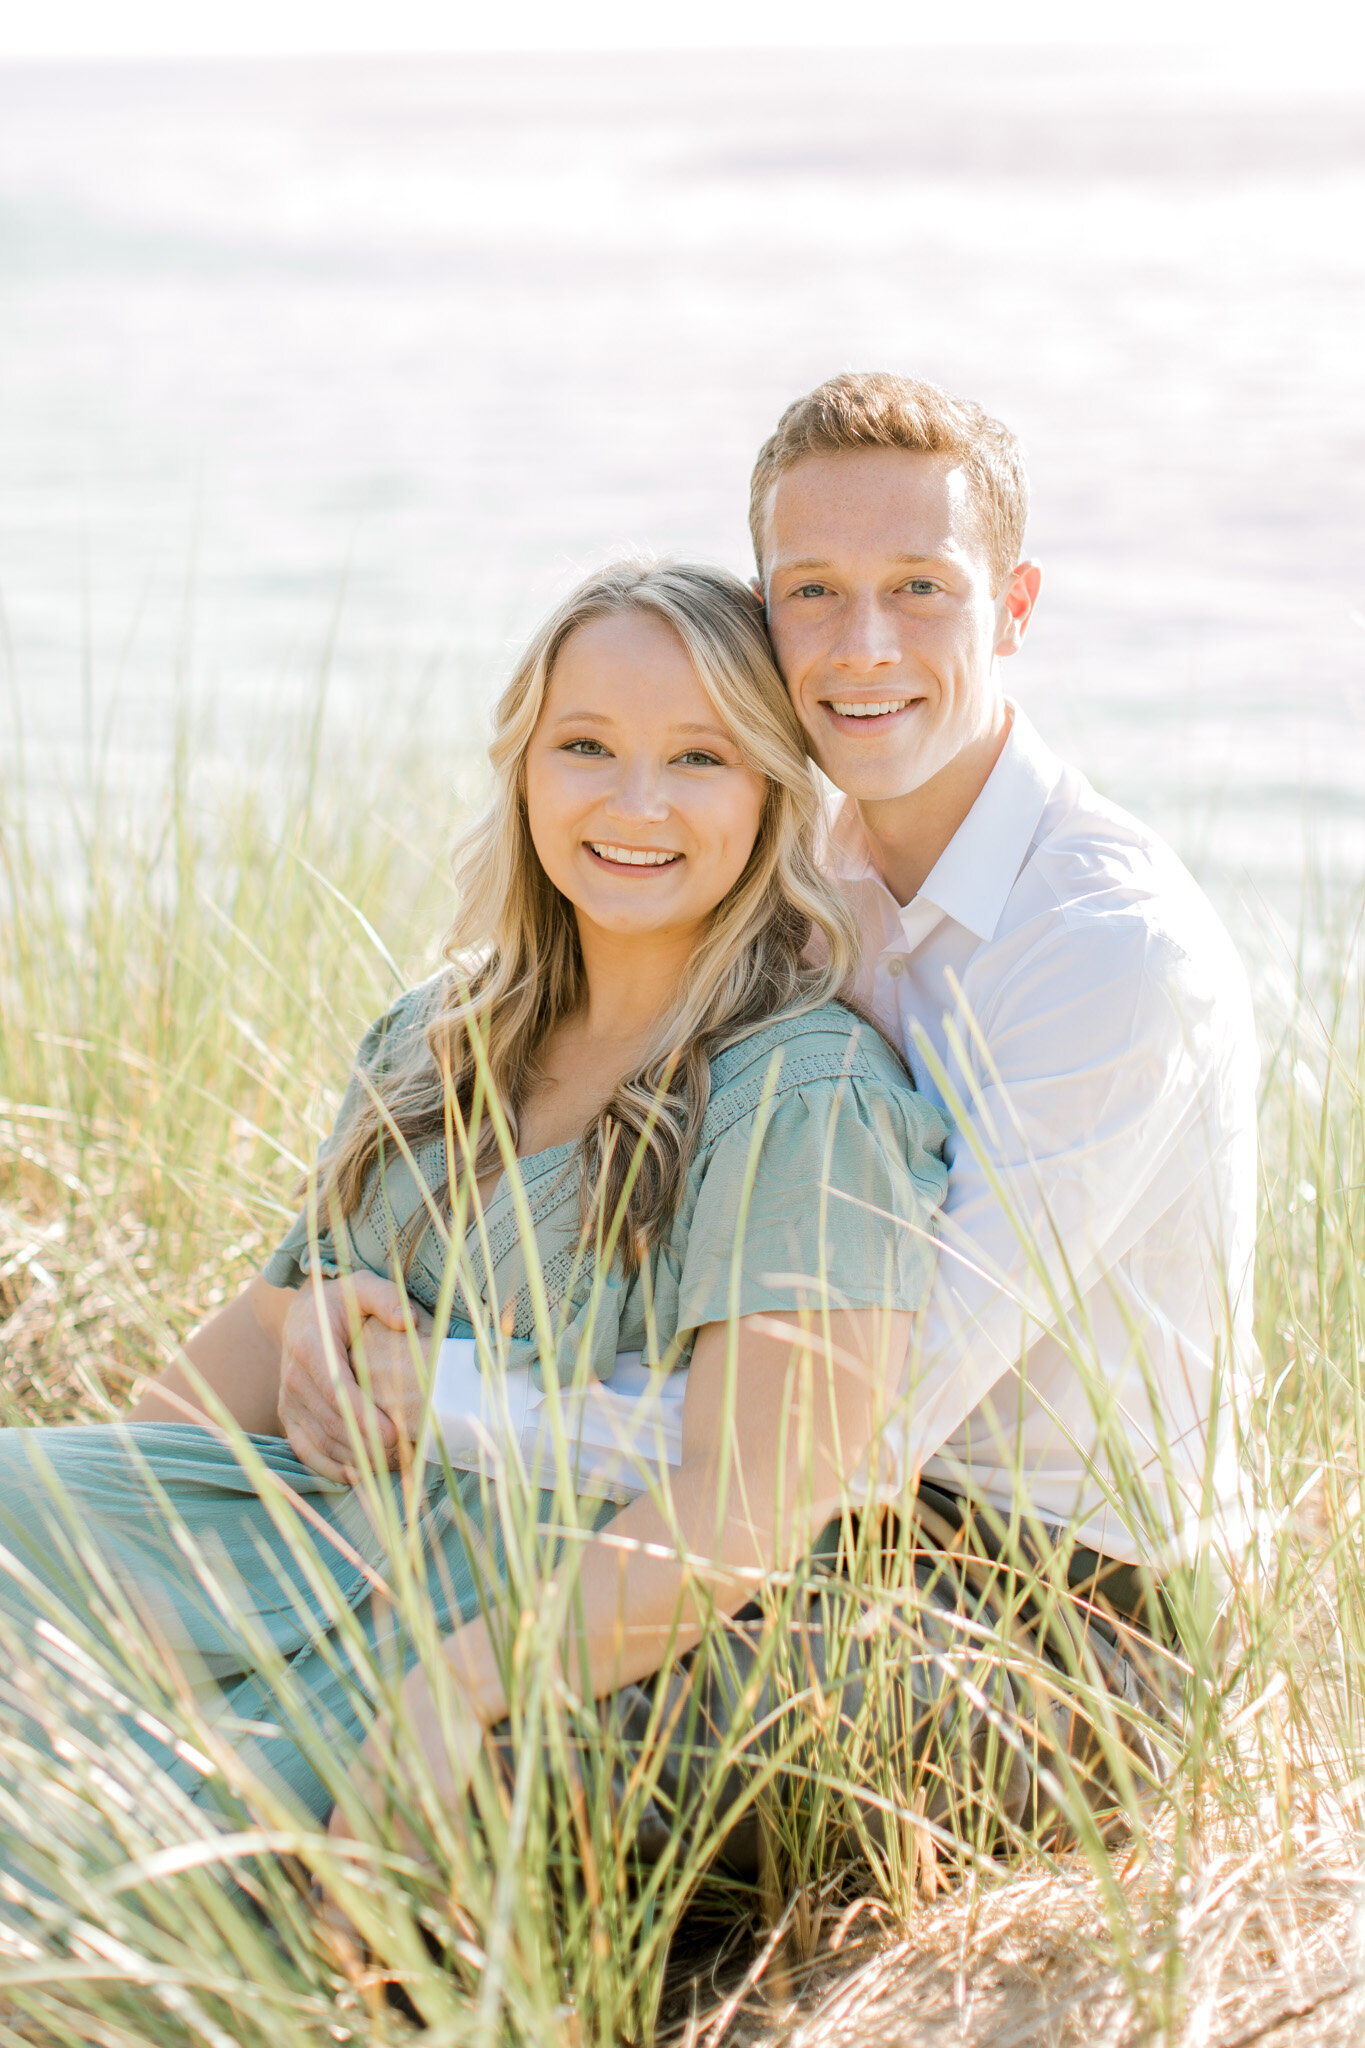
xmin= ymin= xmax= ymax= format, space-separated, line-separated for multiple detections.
xmin=547 ymin=710 xmax=733 ymax=744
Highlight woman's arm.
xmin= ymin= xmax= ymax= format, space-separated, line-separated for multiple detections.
xmin=128 ymin=1271 xmax=406 ymax=1475
xmin=445 ymin=1304 xmax=910 ymax=1719
xmin=328 ymin=1304 xmax=911 ymax=1844
xmin=127 ymin=1274 xmax=296 ymax=1434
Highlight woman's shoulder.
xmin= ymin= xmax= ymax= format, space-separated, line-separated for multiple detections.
xmin=702 ymin=1000 xmax=917 ymax=1136
xmin=674 ymin=1000 xmax=948 ymax=1286
xmin=350 ymin=971 xmax=449 ymax=1068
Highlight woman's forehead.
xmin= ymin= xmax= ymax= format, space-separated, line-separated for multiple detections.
xmin=544 ymin=612 xmax=734 ymax=740
xmin=553 ymin=606 xmax=690 ymax=676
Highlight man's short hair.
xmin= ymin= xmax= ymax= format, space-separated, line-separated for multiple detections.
xmin=749 ymin=370 xmax=1029 ymax=592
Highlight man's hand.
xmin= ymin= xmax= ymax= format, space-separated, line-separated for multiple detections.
xmin=278 ymin=1273 xmax=432 ymax=1481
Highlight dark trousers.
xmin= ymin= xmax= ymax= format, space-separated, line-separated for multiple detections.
xmin=526 ymin=1487 xmax=1187 ymax=1882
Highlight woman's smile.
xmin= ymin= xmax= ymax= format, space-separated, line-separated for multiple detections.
xmin=585 ymin=841 xmax=684 ymax=870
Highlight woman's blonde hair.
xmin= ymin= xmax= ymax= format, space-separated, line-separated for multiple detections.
xmin=321 ymin=559 xmax=861 ymax=1269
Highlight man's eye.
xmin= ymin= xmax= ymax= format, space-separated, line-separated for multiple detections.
xmin=795 ymin=583 xmax=830 ymax=599
xmin=675 ymin=749 xmax=722 ymax=767
xmin=905 ymin=578 xmax=937 ymax=596
xmin=563 ymin=738 xmax=608 ymax=757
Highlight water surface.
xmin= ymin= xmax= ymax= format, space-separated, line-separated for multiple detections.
xmin=1 ymin=51 xmax=1361 ymax=914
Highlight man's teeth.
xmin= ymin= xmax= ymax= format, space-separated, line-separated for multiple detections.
xmin=828 ymin=700 xmax=912 ymax=719
xmin=589 ymin=844 xmax=681 ymax=867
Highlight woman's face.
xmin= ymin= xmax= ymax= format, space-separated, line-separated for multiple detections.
xmin=524 ymin=610 xmax=767 ymax=947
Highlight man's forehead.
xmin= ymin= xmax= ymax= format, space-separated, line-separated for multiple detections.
xmin=762 ymin=447 xmax=976 ymax=564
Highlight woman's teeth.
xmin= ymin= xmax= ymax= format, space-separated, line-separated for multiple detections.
xmin=828 ymin=700 xmax=911 ymax=718
xmin=589 ymin=844 xmax=682 ymax=867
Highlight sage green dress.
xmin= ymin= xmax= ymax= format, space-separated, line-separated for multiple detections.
xmin=0 ymin=992 xmax=948 ymax=1852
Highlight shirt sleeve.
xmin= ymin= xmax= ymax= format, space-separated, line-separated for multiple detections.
xmin=259 ymin=985 xmax=433 ymax=1291
xmin=671 ymin=1071 xmax=949 ymax=1341
xmin=898 ymin=913 xmax=1254 ymax=1469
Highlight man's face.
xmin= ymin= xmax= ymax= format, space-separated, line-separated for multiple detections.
xmin=761 ymin=447 xmax=1037 ymax=802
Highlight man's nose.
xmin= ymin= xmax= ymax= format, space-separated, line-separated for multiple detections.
xmin=829 ymin=595 xmax=903 ymax=674
xmin=603 ymin=757 xmax=670 ymax=822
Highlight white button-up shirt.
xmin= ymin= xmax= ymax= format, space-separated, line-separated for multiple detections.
xmin=829 ymin=706 xmax=1259 ymax=1566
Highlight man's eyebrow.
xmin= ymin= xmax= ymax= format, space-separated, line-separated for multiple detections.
xmin=773 ymin=553 xmax=953 ymax=574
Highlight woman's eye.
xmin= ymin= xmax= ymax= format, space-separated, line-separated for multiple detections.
xmin=675 ymin=749 xmax=723 ymax=768
xmin=563 ymin=738 xmax=609 ymax=757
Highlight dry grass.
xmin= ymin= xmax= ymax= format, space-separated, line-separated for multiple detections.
xmin=649 ymin=1828 xmax=1364 ymax=2047
xmin=0 ymin=1186 xmax=219 ymax=1428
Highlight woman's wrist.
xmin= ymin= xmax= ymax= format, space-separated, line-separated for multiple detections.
xmin=434 ymin=1620 xmax=509 ymax=1730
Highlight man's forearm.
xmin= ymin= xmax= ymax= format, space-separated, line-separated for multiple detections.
xmin=412 ymin=1306 xmax=904 ymax=1742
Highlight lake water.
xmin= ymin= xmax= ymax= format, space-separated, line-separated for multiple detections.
xmin=1 ymin=50 xmax=1362 ymax=919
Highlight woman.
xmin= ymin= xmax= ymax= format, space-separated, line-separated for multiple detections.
xmin=0 ymin=562 xmax=947 ymax=1888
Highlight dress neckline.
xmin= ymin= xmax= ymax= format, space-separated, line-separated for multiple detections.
xmin=467 ymin=1135 xmax=579 ymax=1233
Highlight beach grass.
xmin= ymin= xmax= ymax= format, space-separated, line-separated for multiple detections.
xmin=1 ymin=710 xmax=1362 ymax=2046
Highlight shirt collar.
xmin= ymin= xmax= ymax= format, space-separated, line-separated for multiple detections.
xmin=825 ymin=703 xmax=1063 ymax=947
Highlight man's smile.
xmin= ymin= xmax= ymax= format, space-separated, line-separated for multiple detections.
xmin=818 ymin=695 xmax=922 ymax=732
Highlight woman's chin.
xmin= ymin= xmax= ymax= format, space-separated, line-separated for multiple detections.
xmin=570 ymin=893 xmax=713 ymax=943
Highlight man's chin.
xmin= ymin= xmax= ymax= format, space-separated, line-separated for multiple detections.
xmin=813 ymin=752 xmax=935 ymax=804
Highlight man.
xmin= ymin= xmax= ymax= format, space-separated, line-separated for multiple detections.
xmin=751 ymin=372 xmax=1258 ymax=1584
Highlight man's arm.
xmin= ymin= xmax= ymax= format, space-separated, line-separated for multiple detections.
xmin=326 ymin=1303 xmax=912 ymax=1854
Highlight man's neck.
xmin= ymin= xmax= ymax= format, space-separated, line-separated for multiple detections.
xmin=855 ymin=704 xmax=1012 ymax=908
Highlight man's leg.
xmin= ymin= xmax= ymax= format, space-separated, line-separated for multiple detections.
xmin=564 ymin=1490 xmax=1184 ymax=1880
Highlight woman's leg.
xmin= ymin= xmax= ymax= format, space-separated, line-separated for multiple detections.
xmin=0 ymin=1420 xmax=440 ymax=1881
xmin=171 ymin=1470 xmax=520 ymax=1822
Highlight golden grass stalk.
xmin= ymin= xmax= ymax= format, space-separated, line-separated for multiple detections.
xmin=1 ymin=709 xmax=1361 ymax=2045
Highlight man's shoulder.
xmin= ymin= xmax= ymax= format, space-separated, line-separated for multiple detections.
xmin=1013 ymin=762 xmax=1237 ymax=958
xmin=984 ymin=750 xmax=1255 ymax=1062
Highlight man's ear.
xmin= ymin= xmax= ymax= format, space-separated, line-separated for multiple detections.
xmin=995 ymin=560 xmax=1042 ymax=658
xmin=749 ymin=575 xmax=765 ymax=605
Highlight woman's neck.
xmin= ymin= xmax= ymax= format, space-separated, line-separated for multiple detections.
xmin=510 ymin=916 xmax=703 ymax=1161
xmin=575 ymin=915 xmax=705 ymax=1048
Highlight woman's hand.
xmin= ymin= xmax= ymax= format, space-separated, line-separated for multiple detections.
xmin=353 ymin=1305 xmax=437 ymax=1455
xmin=279 ymin=1274 xmax=430 ymax=1480
xmin=320 ymin=1300 xmax=910 ymax=1934
xmin=320 ymin=1657 xmax=486 ymax=1939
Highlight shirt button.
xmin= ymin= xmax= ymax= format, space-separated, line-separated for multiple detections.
xmin=886 ymin=956 xmax=906 ymax=979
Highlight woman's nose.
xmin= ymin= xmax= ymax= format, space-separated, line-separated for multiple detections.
xmin=603 ymin=758 xmax=671 ymax=822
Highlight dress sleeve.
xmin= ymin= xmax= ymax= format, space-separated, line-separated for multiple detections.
xmin=670 ymin=1072 xmax=950 ymax=1341
xmin=259 ymin=985 xmax=434 ymax=1291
